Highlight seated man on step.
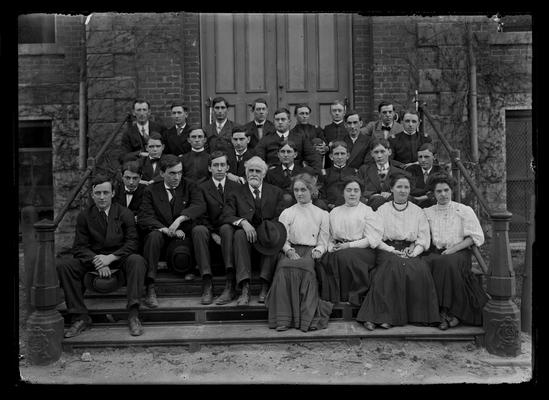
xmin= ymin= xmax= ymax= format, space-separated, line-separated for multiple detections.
xmin=56 ymin=174 xmax=147 ymax=338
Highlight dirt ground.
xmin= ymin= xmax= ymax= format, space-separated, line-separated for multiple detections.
xmin=16 ymin=244 xmax=535 ymax=386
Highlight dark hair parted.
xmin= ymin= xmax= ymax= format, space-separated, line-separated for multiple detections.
xmin=291 ymin=172 xmax=319 ymax=199
xmin=343 ymin=109 xmax=361 ymax=122
xmin=212 ymin=97 xmax=229 ymax=108
xmin=277 ymin=139 xmax=298 ymax=152
xmin=341 ymin=175 xmax=365 ymax=193
xmin=418 ymin=142 xmax=435 ymax=154
xmin=330 ymin=140 xmax=349 ymax=153
xmin=122 ymin=160 xmax=143 ymax=175
xmin=147 ymin=132 xmax=164 ymax=144
xmin=133 ymin=99 xmax=150 ymax=109
xmin=171 ymin=102 xmax=188 ymax=112
xmin=273 ymin=107 xmax=291 ymax=118
xmin=160 ymin=154 xmax=182 ymax=172
xmin=388 ymin=172 xmax=411 ymax=189
xmin=231 ymin=124 xmax=249 ymax=136
xmin=426 ymin=172 xmax=456 ymax=192
xmin=377 ymin=100 xmax=394 ymax=112
xmin=251 ymin=98 xmax=268 ymax=109
xmin=294 ymin=104 xmax=311 ymax=115
xmin=370 ymin=138 xmax=391 ymax=151
xmin=91 ymin=174 xmax=114 ymax=190
xmin=209 ymin=151 xmax=229 ymax=166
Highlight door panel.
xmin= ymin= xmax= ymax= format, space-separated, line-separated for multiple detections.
xmin=201 ymin=13 xmax=351 ymax=128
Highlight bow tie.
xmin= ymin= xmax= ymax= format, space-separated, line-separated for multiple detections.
xmin=150 ymin=158 xmax=160 ymax=162
xmin=381 ymin=125 xmax=391 ymax=131
xmin=256 ymin=123 xmax=264 ymax=127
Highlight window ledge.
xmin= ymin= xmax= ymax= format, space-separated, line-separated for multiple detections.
xmin=18 ymin=43 xmax=65 ymax=56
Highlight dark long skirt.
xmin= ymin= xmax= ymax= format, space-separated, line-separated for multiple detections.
xmin=423 ymin=249 xmax=488 ymax=326
xmin=317 ymin=247 xmax=377 ymax=306
xmin=265 ymin=245 xmax=333 ymax=332
xmin=356 ymin=249 xmax=440 ymax=326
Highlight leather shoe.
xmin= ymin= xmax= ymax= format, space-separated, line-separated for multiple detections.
xmin=276 ymin=326 xmax=289 ymax=332
xmin=128 ymin=315 xmax=144 ymax=336
xmin=448 ymin=316 xmax=460 ymax=328
xmin=64 ymin=319 xmax=91 ymax=338
xmin=257 ymin=283 xmax=269 ymax=304
xmin=379 ymin=322 xmax=392 ymax=329
xmin=236 ymin=284 xmax=250 ymax=306
xmin=215 ymin=286 xmax=237 ymax=305
xmin=364 ymin=321 xmax=376 ymax=331
xmin=143 ymin=286 xmax=159 ymax=308
xmin=438 ymin=319 xmax=449 ymax=330
xmin=201 ymin=284 xmax=213 ymax=305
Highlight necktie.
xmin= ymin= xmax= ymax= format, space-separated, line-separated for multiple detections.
xmin=125 ymin=190 xmax=135 ymax=195
xmin=423 ymin=170 xmax=429 ymax=184
xmin=101 ymin=211 xmax=108 ymax=230
xmin=252 ymin=188 xmax=262 ymax=224
xmin=216 ymin=124 xmax=222 ymax=134
xmin=217 ymin=182 xmax=224 ymax=200
xmin=176 ymin=126 xmax=182 ymax=135
xmin=140 ymin=125 xmax=149 ymax=142
xmin=378 ymin=168 xmax=387 ymax=180
xmin=168 ymin=187 xmax=176 ymax=208
xmin=257 ymin=124 xmax=264 ymax=139
xmin=283 ymin=168 xmax=291 ymax=178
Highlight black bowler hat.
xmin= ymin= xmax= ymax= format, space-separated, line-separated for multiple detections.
xmin=84 ymin=269 xmax=124 ymax=293
xmin=253 ymin=220 xmax=287 ymax=256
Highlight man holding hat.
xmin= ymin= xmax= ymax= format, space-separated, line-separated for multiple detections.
xmin=221 ymin=156 xmax=287 ymax=305
xmin=56 ymin=175 xmax=148 ymax=338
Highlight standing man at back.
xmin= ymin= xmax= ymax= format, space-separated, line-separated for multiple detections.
xmin=204 ymin=97 xmax=236 ymax=154
xmin=322 ymin=100 xmax=348 ymax=169
xmin=120 ymin=99 xmax=165 ymax=162
xmin=362 ymin=100 xmax=403 ymax=141
xmin=243 ymin=98 xmax=276 ymax=149
xmin=163 ymin=102 xmax=192 ymax=157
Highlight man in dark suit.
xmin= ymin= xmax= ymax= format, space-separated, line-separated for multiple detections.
xmin=341 ymin=110 xmax=372 ymax=170
xmin=265 ymin=140 xmax=315 ymax=207
xmin=318 ymin=141 xmax=358 ymax=210
xmin=389 ymin=109 xmax=433 ymax=169
xmin=362 ymin=100 xmax=403 ymax=141
xmin=357 ymin=138 xmax=410 ymax=210
xmin=243 ymin=98 xmax=276 ymax=149
xmin=163 ymin=102 xmax=193 ymax=157
xmin=254 ymin=107 xmax=322 ymax=174
xmin=290 ymin=104 xmax=327 ymax=167
xmin=120 ymin=99 xmax=165 ymax=162
xmin=56 ymin=175 xmax=147 ymax=337
xmin=140 ymin=133 xmax=165 ymax=185
xmin=113 ymin=160 xmax=146 ymax=218
xmin=408 ymin=143 xmax=442 ymax=208
xmin=180 ymin=128 xmax=210 ymax=184
xmin=204 ymin=96 xmax=236 ymax=154
xmin=221 ymin=156 xmax=286 ymax=305
xmin=322 ymin=100 xmax=347 ymax=147
xmin=192 ymin=151 xmax=241 ymax=305
xmin=137 ymin=154 xmax=206 ymax=308
xmin=226 ymin=125 xmax=256 ymax=184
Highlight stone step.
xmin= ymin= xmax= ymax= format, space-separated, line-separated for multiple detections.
xmin=57 ymin=296 xmax=359 ymax=324
xmin=61 ymin=321 xmax=485 ymax=350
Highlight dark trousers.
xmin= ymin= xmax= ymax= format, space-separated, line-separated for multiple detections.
xmin=192 ymin=224 xmax=234 ymax=277
xmin=56 ymin=254 xmax=146 ymax=322
xmin=233 ymin=229 xmax=278 ymax=286
xmin=142 ymin=230 xmax=193 ymax=280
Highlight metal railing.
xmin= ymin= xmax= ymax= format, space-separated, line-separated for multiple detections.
xmin=24 ymin=113 xmax=132 ymax=365
xmin=418 ymin=100 xmax=522 ymax=356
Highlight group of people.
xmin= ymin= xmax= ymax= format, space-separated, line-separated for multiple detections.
xmin=56 ymin=97 xmax=488 ymax=339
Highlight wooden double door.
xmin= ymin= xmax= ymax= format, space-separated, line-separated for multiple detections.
xmin=200 ymin=13 xmax=352 ymax=128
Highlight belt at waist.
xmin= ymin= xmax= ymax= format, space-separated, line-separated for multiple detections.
xmin=385 ymin=240 xmax=413 ymax=251
xmin=334 ymin=238 xmax=353 ymax=244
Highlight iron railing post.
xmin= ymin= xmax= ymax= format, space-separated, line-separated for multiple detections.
xmin=26 ymin=220 xmax=64 ymax=365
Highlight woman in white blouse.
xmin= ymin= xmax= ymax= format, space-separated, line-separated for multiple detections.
xmin=317 ymin=176 xmax=384 ymax=306
xmin=357 ymin=173 xmax=440 ymax=330
xmin=265 ymin=172 xmax=333 ymax=332
xmin=423 ymin=173 xmax=488 ymax=330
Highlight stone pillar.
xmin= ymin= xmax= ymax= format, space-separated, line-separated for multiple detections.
xmin=483 ymin=211 xmax=521 ymax=356
xmin=26 ymin=220 xmax=64 ymax=365
xmin=21 ymin=206 xmax=38 ymax=314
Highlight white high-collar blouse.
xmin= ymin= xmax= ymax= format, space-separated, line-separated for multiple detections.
xmin=278 ymin=202 xmax=330 ymax=255
xmin=376 ymin=201 xmax=431 ymax=250
xmin=328 ymin=202 xmax=383 ymax=252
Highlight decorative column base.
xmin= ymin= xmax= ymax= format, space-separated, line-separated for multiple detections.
xmin=26 ymin=309 xmax=64 ymax=365
xmin=483 ymin=299 xmax=521 ymax=357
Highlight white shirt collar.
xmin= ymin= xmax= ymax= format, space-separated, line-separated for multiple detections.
xmin=403 ymin=129 xmax=417 ymax=136
xmin=248 ymin=184 xmax=263 ymax=196
xmin=235 ymin=148 xmax=248 ymax=156
xmin=216 ymin=119 xmax=227 ymax=128
xmin=137 ymin=121 xmax=149 ymax=134
xmin=98 ymin=205 xmax=111 ymax=216
xmin=255 ymin=120 xmax=266 ymax=126
xmin=334 ymin=120 xmax=344 ymax=125
xmin=191 ymin=147 xmax=205 ymax=153
xmin=212 ymin=177 xmax=227 ymax=188
xmin=422 ymin=167 xmax=432 ymax=174
xmin=282 ymin=164 xmax=294 ymax=171
xmin=377 ymin=162 xmax=390 ymax=171
xmin=176 ymin=123 xmax=186 ymax=130
xmin=277 ymin=130 xmax=290 ymax=138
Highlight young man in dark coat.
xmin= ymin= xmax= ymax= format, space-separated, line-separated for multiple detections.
xmin=204 ymin=96 xmax=236 ymax=154
xmin=56 ymin=175 xmax=148 ymax=337
xmin=318 ymin=141 xmax=358 ymax=210
xmin=341 ymin=110 xmax=372 ymax=170
xmin=140 ymin=133 xmax=165 ymax=185
xmin=137 ymin=154 xmax=206 ymax=308
xmin=120 ymin=99 xmax=165 ymax=162
xmin=389 ymin=109 xmax=432 ymax=169
xmin=113 ymin=160 xmax=146 ymax=219
xmin=226 ymin=125 xmax=256 ymax=184
xmin=163 ymin=102 xmax=193 ymax=157
xmin=243 ymin=98 xmax=276 ymax=149
xmin=254 ymin=107 xmax=322 ymax=174
xmin=290 ymin=104 xmax=328 ymax=168
xmin=408 ymin=143 xmax=442 ymax=208
xmin=192 ymin=151 xmax=241 ymax=305
xmin=180 ymin=128 xmax=210 ymax=184
xmin=221 ymin=156 xmax=286 ymax=306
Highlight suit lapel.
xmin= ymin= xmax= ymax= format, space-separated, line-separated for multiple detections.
xmin=207 ymin=179 xmax=224 ymax=204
